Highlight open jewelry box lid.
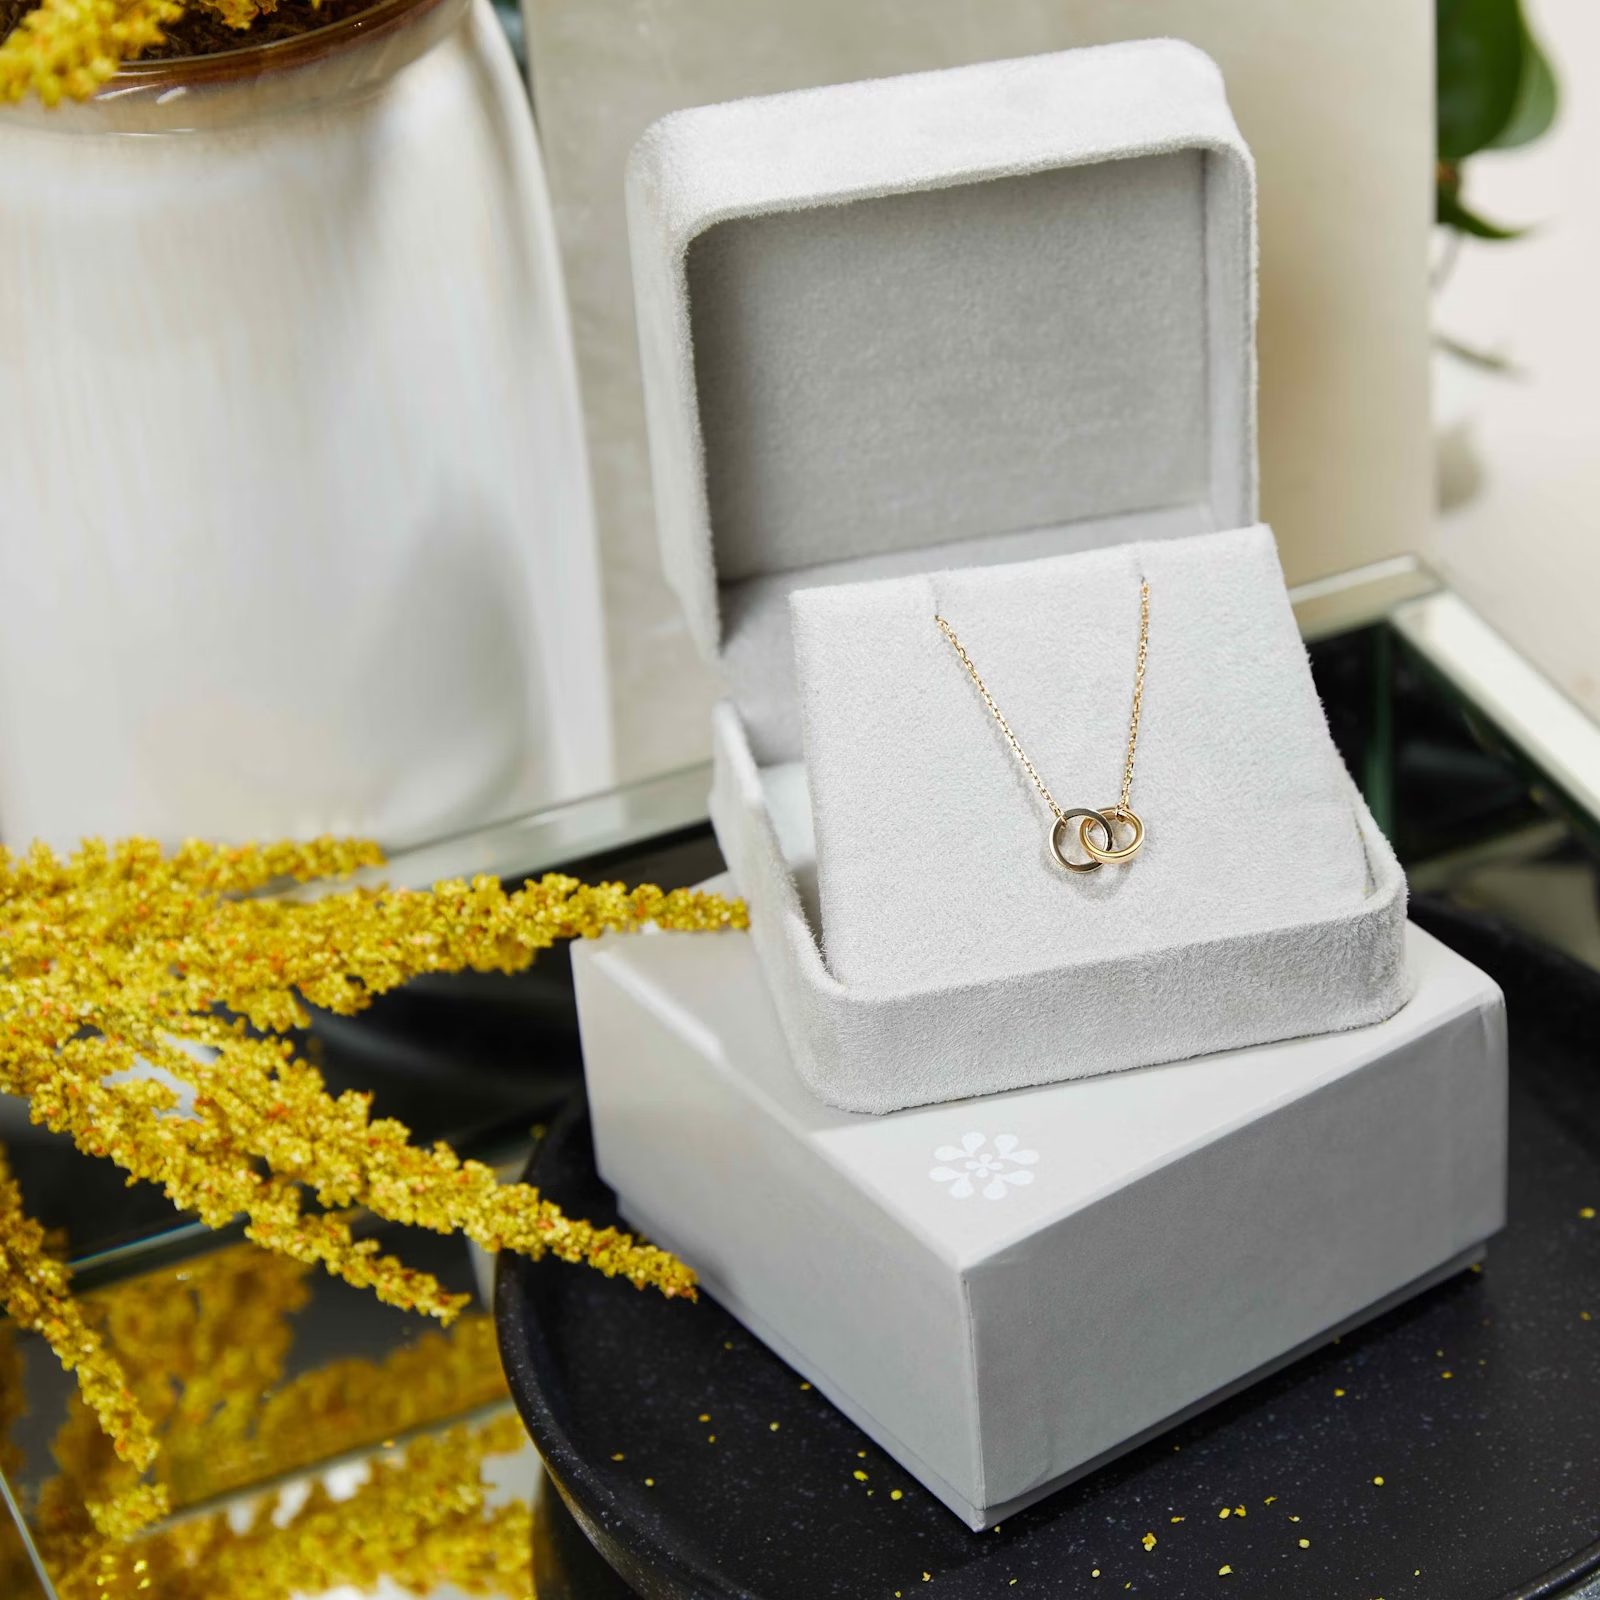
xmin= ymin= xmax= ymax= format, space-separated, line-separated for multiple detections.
xmin=623 ymin=44 xmax=1407 ymax=1116
xmin=626 ymin=39 xmax=1257 ymax=762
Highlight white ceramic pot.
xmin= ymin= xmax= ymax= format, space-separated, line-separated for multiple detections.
xmin=0 ymin=0 xmax=611 ymax=853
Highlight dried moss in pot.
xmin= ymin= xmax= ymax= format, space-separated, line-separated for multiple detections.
xmin=126 ymin=0 xmax=381 ymax=58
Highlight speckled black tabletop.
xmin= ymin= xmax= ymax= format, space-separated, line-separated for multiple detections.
xmin=497 ymin=901 xmax=1600 ymax=1600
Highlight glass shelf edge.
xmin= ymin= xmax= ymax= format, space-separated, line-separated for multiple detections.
xmin=290 ymin=760 xmax=715 ymax=898
xmin=1288 ymin=553 xmax=1441 ymax=641
xmin=1392 ymin=589 xmax=1600 ymax=834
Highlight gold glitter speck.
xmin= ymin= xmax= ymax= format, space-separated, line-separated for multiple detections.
xmin=854 ymin=1471 xmax=868 ymax=1481
xmin=892 ymin=1491 xmax=903 ymax=1501
xmin=1142 ymin=1532 xmax=1156 ymax=1551
xmin=1219 ymin=1565 xmax=1233 ymax=1576
xmin=1374 ymin=1476 xmax=1385 ymax=1485
xmin=1298 ymin=1539 xmax=1310 ymax=1549
xmin=1219 ymin=1507 xmax=1231 ymax=1518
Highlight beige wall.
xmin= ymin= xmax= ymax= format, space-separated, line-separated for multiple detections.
xmin=1433 ymin=0 xmax=1600 ymax=724
xmin=526 ymin=1 xmax=1436 ymax=779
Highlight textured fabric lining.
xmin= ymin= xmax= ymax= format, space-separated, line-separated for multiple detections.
xmin=722 ymin=502 xmax=1212 ymax=765
xmin=792 ymin=528 xmax=1384 ymax=991
xmin=689 ymin=152 xmax=1211 ymax=583
xmin=712 ymin=685 xmax=1410 ymax=1115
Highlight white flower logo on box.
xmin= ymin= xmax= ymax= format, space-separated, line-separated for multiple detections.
xmin=929 ymin=1132 xmax=1039 ymax=1200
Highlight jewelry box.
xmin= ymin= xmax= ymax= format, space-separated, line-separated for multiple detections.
xmin=624 ymin=40 xmax=1407 ymax=1112
xmin=574 ymin=909 xmax=1505 ymax=1530
xmin=592 ymin=42 xmax=1509 ymax=1530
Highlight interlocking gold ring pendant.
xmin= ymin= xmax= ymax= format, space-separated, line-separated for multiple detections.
xmin=1050 ymin=808 xmax=1114 ymax=874
xmin=1079 ymin=803 xmax=1145 ymax=866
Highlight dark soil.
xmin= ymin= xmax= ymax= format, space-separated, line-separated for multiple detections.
xmin=0 ymin=0 xmax=382 ymax=61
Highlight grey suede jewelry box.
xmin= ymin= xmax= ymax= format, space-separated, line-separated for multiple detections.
xmin=624 ymin=40 xmax=1409 ymax=1114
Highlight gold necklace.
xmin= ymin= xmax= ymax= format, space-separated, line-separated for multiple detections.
xmin=935 ymin=580 xmax=1149 ymax=874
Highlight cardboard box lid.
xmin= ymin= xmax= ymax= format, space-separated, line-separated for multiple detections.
xmin=626 ymin=40 xmax=1257 ymax=760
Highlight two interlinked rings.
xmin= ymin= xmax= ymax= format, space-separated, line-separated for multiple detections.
xmin=1048 ymin=804 xmax=1146 ymax=874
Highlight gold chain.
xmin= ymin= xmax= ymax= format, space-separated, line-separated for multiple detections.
xmin=1118 ymin=578 xmax=1149 ymax=812
xmin=935 ymin=579 xmax=1150 ymax=822
xmin=934 ymin=615 xmax=1069 ymax=822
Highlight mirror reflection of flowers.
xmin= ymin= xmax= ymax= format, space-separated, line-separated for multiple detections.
xmin=0 ymin=1244 xmax=532 ymax=1600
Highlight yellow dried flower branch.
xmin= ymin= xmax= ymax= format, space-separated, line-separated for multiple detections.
xmin=0 ymin=1148 xmax=159 ymax=1498
xmin=203 ymin=0 xmax=270 ymax=25
xmin=0 ymin=834 xmax=743 ymax=1516
xmin=0 ymin=0 xmax=182 ymax=106
xmin=0 ymin=0 xmax=301 ymax=110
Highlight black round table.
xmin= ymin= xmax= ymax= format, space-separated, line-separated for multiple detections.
xmin=497 ymin=901 xmax=1600 ymax=1599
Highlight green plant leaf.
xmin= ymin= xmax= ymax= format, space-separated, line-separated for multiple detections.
xmin=1437 ymin=178 xmax=1526 ymax=239
xmin=1437 ymin=0 xmax=1525 ymax=161
xmin=1433 ymin=332 xmax=1518 ymax=373
xmin=1488 ymin=13 xmax=1558 ymax=148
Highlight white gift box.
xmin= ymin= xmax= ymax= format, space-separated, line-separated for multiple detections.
xmin=626 ymin=41 xmax=1407 ymax=1114
xmin=575 ymin=908 xmax=1507 ymax=1530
